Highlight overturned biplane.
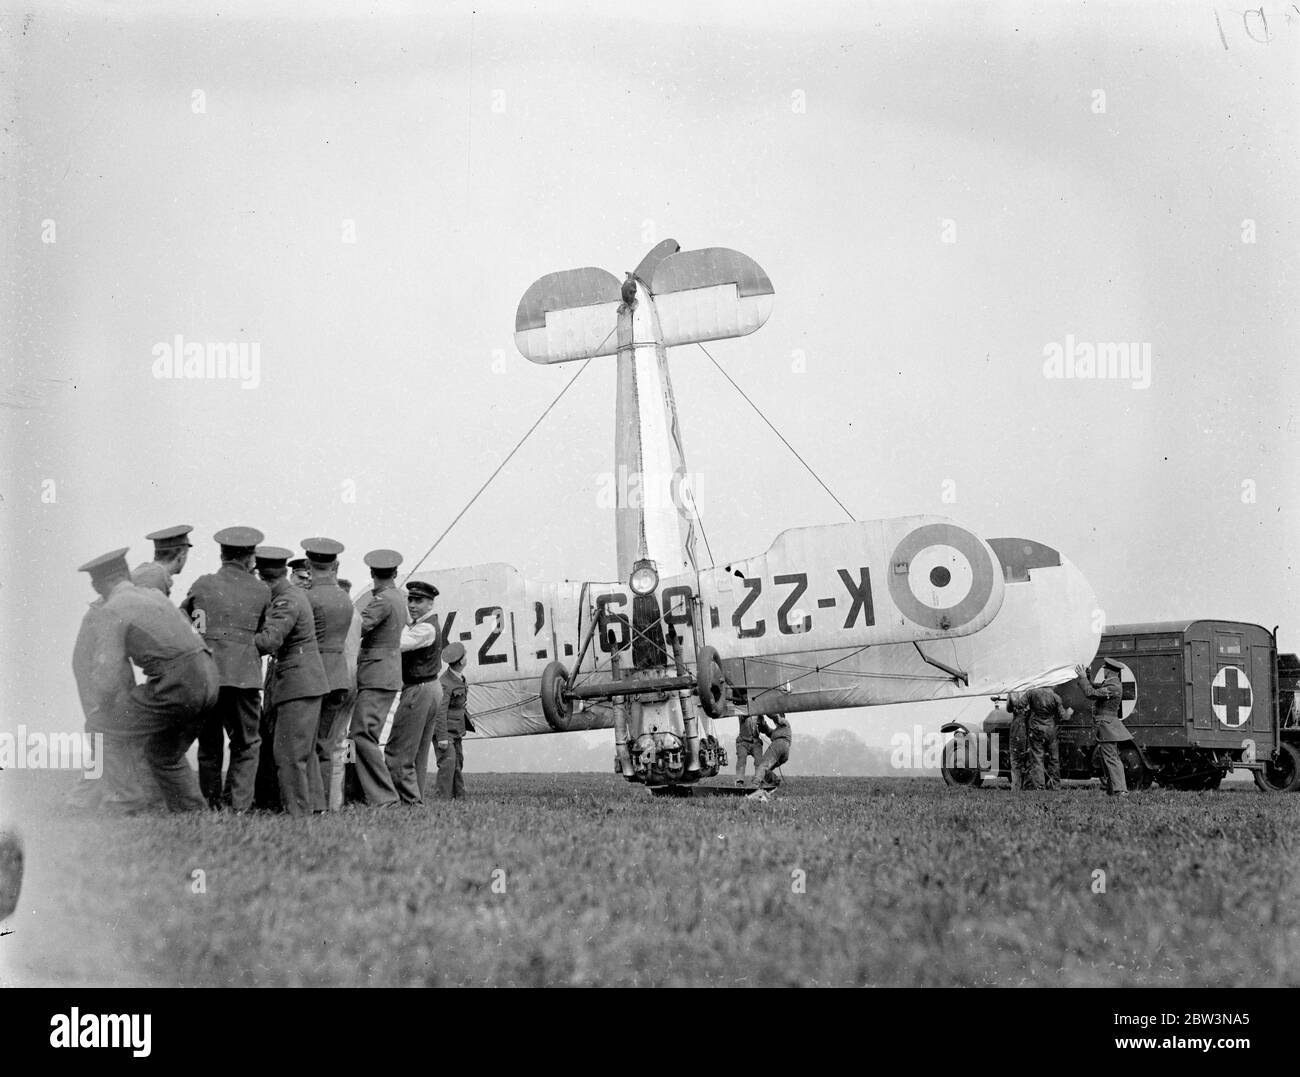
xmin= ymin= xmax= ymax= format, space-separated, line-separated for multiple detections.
xmin=395 ymin=240 xmax=1099 ymax=789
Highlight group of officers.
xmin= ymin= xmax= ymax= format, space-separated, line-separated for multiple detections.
xmin=1004 ymin=658 xmax=1134 ymax=797
xmin=72 ymin=525 xmax=472 ymax=815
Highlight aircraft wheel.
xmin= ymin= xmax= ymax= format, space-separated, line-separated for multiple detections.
xmin=941 ymin=735 xmax=984 ymax=789
xmin=1254 ymin=741 xmax=1300 ymax=793
xmin=696 ymin=646 xmax=726 ymax=718
xmin=540 ymin=661 xmax=572 ymax=732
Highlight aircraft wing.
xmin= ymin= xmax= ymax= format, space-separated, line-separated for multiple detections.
xmin=365 ymin=516 xmax=1096 ymax=736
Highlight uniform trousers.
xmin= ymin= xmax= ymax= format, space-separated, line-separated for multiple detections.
xmin=314 ymin=687 xmax=354 ymax=811
xmin=112 ymin=651 xmax=215 ymax=812
xmin=433 ymin=734 xmax=465 ymax=799
xmin=1098 ymin=740 xmax=1129 ymax=794
xmin=350 ymin=688 xmax=400 ymax=805
xmin=274 ymin=695 xmax=323 ymax=817
xmin=385 ymin=680 xmax=442 ymax=804
xmin=197 ymin=685 xmax=263 ymax=810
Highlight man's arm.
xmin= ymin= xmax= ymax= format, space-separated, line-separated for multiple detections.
xmin=433 ymin=684 xmax=451 ymax=745
xmin=400 ymin=620 xmax=438 ymax=653
xmin=79 ymin=613 xmax=132 ymax=723
xmin=1096 ymin=680 xmax=1122 ymax=703
xmin=254 ymin=595 xmax=297 ymax=656
xmin=360 ymin=596 xmax=388 ymax=635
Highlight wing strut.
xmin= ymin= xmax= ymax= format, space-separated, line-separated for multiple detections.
xmin=913 ymin=642 xmax=969 ymax=686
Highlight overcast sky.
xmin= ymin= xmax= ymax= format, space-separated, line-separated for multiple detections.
xmin=2 ymin=0 xmax=1297 ymax=753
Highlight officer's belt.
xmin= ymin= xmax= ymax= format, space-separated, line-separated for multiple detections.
xmin=204 ymin=625 xmax=256 ymax=644
xmin=280 ymin=644 xmax=321 ymax=659
xmin=319 ymin=645 xmax=345 ymax=654
xmin=358 ymin=645 xmax=395 ymax=656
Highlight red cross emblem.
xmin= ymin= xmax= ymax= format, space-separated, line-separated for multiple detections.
xmin=1211 ymin=666 xmax=1252 ymax=728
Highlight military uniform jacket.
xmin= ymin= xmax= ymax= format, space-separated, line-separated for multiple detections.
xmin=357 ymin=584 xmax=408 ymax=691
xmin=132 ymin=561 xmax=173 ymax=596
xmin=309 ymin=580 xmax=357 ymax=693
xmin=434 ymin=667 xmax=470 ymax=739
xmin=255 ymin=578 xmax=328 ymax=705
xmin=181 ymin=562 xmax=272 ymax=688
xmin=1079 ymin=674 xmax=1132 ymax=743
xmin=736 ymin=715 xmax=759 ymax=744
xmin=76 ymin=581 xmax=213 ymax=732
xmin=72 ymin=597 xmax=135 ymax=732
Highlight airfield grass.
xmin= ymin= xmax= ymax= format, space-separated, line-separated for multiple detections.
xmin=3 ymin=771 xmax=1298 ymax=987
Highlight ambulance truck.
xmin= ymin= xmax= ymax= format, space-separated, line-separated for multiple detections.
xmin=941 ymin=620 xmax=1300 ymax=792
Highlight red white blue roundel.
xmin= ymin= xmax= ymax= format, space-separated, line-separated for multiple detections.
xmin=1211 ymin=666 xmax=1252 ymax=728
xmin=1093 ymin=661 xmax=1137 ymax=721
xmin=887 ymin=523 xmax=995 ymax=631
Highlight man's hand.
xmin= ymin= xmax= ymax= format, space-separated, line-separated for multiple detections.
xmin=1074 ymin=664 xmax=1088 ymax=679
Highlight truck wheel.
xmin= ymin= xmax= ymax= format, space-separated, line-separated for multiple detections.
xmin=1118 ymin=743 xmax=1151 ymax=791
xmin=941 ymin=736 xmax=984 ymax=789
xmin=696 ymin=646 xmax=726 ymax=718
xmin=1254 ymin=741 xmax=1300 ymax=793
xmin=540 ymin=660 xmax=572 ymax=732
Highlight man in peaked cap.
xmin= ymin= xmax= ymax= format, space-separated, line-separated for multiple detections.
xmin=72 ymin=548 xmax=217 ymax=812
xmin=251 ymin=546 xmax=329 ymax=816
xmin=385 ymin=579 xmax=444 ymax=804
xmin=348 ymin=550 xmax=408 ymax=807
xmin=180 ymin=527 xmax=272 ymax=811
xmin=432 ymin=640 xmax=471 ymax=799
xmin=1076 ymin=660 xmax=1135 ymax=797
xmin=132 ymin=525 xmax=193 ymax=598
xmin=289 ymin=558 xmax=312 ymax=589
xmin=301 ymin=537 xmax=357 ymax=812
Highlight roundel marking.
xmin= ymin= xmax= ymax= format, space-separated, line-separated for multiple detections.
xmin=1093 ymin=661 xmax=1137 ymax=720
xmin=1210 ymin=665 xmax=1252 ymax=729
xmin=887 ymin=523 xmax=996 ymax=631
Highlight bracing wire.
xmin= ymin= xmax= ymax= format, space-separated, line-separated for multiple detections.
xmin=403 ymin=357 xmax=595 ymax=581
xmin=697 ymin=342 xmax=857 ymax=523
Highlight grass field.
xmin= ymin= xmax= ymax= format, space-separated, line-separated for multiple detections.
xmin=2 ymin=771 xmax=1297 ymax=987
